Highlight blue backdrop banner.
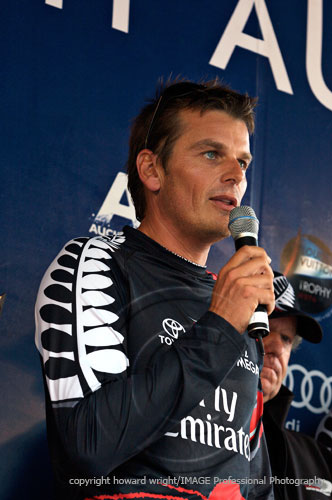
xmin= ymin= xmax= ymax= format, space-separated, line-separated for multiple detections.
xmin=1 ymin=1 xmax=332 ymax=498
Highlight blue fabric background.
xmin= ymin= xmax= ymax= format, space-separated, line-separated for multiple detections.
xmin=1 ymin=1 xmax=332 ymax=497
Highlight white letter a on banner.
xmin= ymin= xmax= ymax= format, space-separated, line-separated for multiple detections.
xmin=306 ymin=0 xmax=332 ymax=111
xmin=210 ymin=0 xmax=293 ymax=95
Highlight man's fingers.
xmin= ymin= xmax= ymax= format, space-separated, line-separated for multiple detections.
xmin=220 ymin=258 xmax=273 ymax=287
xmin=221 ymin=245 xmax=271 ymax=269
xmin=210 ymin=247 xmax=275 ymax=334
xmin=213 ymin=278 xmax=275 ymax=309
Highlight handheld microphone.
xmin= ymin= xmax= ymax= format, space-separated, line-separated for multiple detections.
xmin=228 ymin=206 xmax=269 ymax=355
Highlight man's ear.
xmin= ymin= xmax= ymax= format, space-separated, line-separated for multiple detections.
xmin=136 ymin=149 xmax=162 ymax=192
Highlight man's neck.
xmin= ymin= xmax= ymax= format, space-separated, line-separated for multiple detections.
xmin=138 ymin=218 xmax=210 ymax=267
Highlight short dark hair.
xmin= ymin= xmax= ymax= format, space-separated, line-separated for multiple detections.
xmin=126 ymin=77 xmax=257 ymax=221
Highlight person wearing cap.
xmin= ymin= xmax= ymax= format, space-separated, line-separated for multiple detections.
xmin=261 ymin=271 xmax=332 ymax=500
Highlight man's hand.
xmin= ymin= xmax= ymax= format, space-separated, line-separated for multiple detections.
xmin=209 ymin=246 xmax=275 ymax=334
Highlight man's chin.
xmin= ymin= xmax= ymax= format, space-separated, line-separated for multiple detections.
xmin=261 ymin=376 xmax=275 ymax=402
xmin=261 ymin=374 xmax=283 ymax=403
xmin=205 ymin=224 xmax=230 ymax=243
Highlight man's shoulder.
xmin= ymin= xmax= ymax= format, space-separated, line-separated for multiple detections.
xmin=55 ymin=232 xmax=128 ymax=263
xmin=38 ymin=232 xmax=130 ymax=297
xmin=69 ymin=232 xmax=127 ymax=251
xmin=285 ymin=426 xmax=331 ymax=456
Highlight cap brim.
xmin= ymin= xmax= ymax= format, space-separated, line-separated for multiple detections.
xmin=270 ymin=306 xmax=323 ymax=344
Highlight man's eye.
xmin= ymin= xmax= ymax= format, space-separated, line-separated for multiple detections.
xmin=238 ymin=159 xmax=248 ymax=170
xmin=281 ymin=334 xmax=292 ymax=345
xmin=204 ymin=151 xmax=217 ymax=160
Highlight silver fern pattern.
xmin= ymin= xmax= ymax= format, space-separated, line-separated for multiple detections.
xmin=35 ymin=233 xmax=129 ymax=406
xmin=274 ymin=274 xmax=296 ymax=309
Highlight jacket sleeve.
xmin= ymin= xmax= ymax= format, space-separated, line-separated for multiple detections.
xmin=35 ymin=235 xmax=248 ymax=477
xmin=248 ymin=384 xmax=274 ymax=499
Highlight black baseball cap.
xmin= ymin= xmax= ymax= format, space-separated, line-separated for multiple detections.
xmin=270 ymin=271 xmax=323 ymax=343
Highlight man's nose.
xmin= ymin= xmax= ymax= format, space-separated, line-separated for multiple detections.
xmin=263 ymin=334 xmax=286 ymax=358
xmin=220 ymin=158 xmax=246 ymax=185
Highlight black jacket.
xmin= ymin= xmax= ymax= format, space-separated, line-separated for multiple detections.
xmin=35 ymin=226 xmax=273 ymax=500
xmin=263 ymin=385 xmax=332 ymax=499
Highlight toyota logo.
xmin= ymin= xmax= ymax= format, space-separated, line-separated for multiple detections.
xmin=284 ymin=364 xmax=332 ymax=414
xmin=162 ymin=318 xmax=186 ymax=339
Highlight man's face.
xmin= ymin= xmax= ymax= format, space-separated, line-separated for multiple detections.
xmin=155 ymin=109 xmax=251 ymax=243
xmin=261 ymin=316 xmax=297 ymax=403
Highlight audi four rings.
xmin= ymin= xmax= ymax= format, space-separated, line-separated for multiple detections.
xmin=285 ymin=364 xmax=332 ymax=414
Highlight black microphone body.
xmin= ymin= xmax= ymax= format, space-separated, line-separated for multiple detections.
xmin=234 ymin=235 xmax=257 ymax=250
xmin=228 ymin=206 xmax=270 ymax=354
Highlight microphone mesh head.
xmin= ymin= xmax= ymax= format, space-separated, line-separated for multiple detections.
xmin=228 ymin=206 xmax=259 ymax=239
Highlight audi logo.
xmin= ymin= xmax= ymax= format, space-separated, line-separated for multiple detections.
xmin=284 ymin=364 xmax=332 ymax=414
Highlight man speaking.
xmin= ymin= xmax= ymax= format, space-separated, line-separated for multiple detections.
xmin=35 ymin=79 xmax=275 ymax=499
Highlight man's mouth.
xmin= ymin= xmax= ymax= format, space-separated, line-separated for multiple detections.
xmin=209 ymin=195 xmax=237 ymax=211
